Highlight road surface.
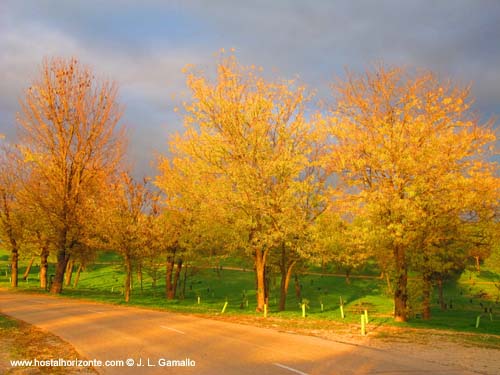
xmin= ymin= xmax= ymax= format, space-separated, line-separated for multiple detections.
xmin=0 ymin=291 xmax=479 ymax=374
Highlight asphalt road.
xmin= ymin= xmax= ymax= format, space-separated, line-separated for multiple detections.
xmin=0 ymin=291 xmax=479 ymax=375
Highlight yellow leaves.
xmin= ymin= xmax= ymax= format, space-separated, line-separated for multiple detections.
xmin=181 ymin=64 xmax=195 ymax=74
xmin=327 ymin=64 xmax=499 ymax=275
xmin=157 ymin=54 xmax=329 ymax=258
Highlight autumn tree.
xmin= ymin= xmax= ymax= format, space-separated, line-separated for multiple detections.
xmin=158 ymin=54 xmax=328 ymax=311
xmin=410 ymin=167 xmax=498 ymax=319
xmin=156 ymin=154 xmax=238 ymax=300
xmin=329 ymin=66 xmax=498 ymax=322
xmin=0 ymin=146 xmax=24 ymax=287
xmin=96 ymin=173 xmax=151 ymax=302
xmin=20 ymin=193 xmax=55 ymax=289
xmin=315 ymin=212 xmax=372 ymax=284
xmin=17 ymin=58 xmax=125 ymax=294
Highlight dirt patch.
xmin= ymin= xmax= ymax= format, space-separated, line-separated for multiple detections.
xmin=0 ymin=314 xmax=97 ymax=374
xmin=329 ymin=326 xmax=499 ymax=375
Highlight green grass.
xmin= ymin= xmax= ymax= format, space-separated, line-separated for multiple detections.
xmin=0 ymin=313 xmax=19 ymax=330
xmin=1 ymin=249 xmax=499 ymax=339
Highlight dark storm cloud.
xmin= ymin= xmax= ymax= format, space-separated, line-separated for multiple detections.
xmin=1 ymin=0 xmax=499 ymax=174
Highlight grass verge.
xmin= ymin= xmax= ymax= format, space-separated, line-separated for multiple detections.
xmin=0 ymin=313 xmax=96 ymax=374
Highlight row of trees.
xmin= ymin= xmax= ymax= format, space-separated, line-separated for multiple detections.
xmin=1 ymin=55 xmax=498 ymax=322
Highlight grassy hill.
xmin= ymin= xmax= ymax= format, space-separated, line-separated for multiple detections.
xmin=1 ymin=249 xmax=499 ymax=338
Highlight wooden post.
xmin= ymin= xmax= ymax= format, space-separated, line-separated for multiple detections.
xmin=221 ymin=301 xmax=228 ymax=314
xmin=361 ymin=315 xmax=367 ymax=336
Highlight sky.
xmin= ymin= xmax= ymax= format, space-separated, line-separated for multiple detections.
xmin=1 ymin=0 xmax=499 ymax=176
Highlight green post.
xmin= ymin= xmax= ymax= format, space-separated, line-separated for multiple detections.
xmin=264 ymin=303 xmax=268 ymax=318
xmin=364 ymin=309 xmax=368 ymax=323
xmin=361 ymin=315 xmax=366 ymax=336
xmin=340 ymin=305 xmax=345 ymax=319
xmin=489 ymin=313 xmax=493 ymax=321
xmin=475 ymin=315 xmax=481 ymax=328
xmin=197 ymin=296 xmax=201 ymax=304
xmin=301 ymin=303 xmax=306 ymax=318
xmin=321 ymin=303 xmax=324 ymax=312
xmin=221 ymin=301 xmax=228 ymax=314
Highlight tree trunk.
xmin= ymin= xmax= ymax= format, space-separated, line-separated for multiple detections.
xmin=124 ymin=253 xmax=132 ymax=302
xmin=181 ymin=263 xmax=188 ymax=299
xmin=385 ymin=272 xmax=393 ymax=294
xmin=393 ymin=246 xmax=408 ymax=322
xmin=64 ymin=259 xmax=74 ymax=286
xmin=437 ymin=277 xmax=446 ymax=310
xmin=73 ymin=263 xmax=83 ymax=288
xmin=11 ymin=248 xmax=18 ymax=288
xmin=172 ymin=259 xmax=183 ymax=299
xmin=255 ymin=249 xmax=266 ymax=312
xmin=294 ymin=274 xmax=302 ymax=301
xmin=23 ymin=257 xmax=35 ymax=280
xmin=474 ymin=256 xmax=481 ymax=274
xmin=40 ymin=248 xmax=49 ymax=290
xmin=152 ymin=268 xmax=157 ymax=289
xmin=278 ymin=261 xmax=296 ymax=311
xmin=50 ymin=249 xmax=69 ymax=294
xmin=345 ymin=268 xmax=351 ymax=284
xmin=137 ymin=263 xmax=143 ymax=293
xmin=278 ymin=242 xmax=295 ymax=312
xmin=166 ymin=255 xmax=175 ymax=300
xmin=422 ymin=274 xmax=432 ymax=320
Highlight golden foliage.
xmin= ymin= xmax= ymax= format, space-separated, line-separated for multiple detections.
xmin=16 ymin=57 xmax=126 ymax=293
xmin=328 ymin=66 xmax=499 ymax=320
xmin=157 ymin=54 xmax=329 ymax=310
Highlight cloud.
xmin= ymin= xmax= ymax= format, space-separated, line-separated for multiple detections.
xmin=1 ymin=0 xmax=499 ymax=175
xmin=0 ymin=2 xmax=210 ymax=176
